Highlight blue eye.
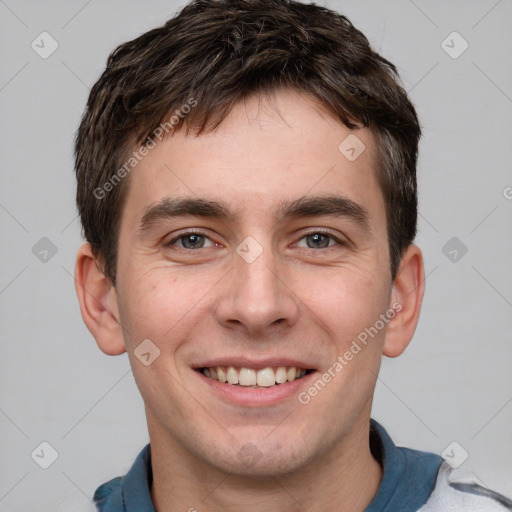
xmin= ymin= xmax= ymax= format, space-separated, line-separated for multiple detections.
xmin=295 ymin=231 xmax=345 ymax=249
xmin=300 ymin=232 xmax=337 ymax=249
xmin=167 ymin=232 xmax=215 ymax=249
xmin=165 ymin=230 xmax=344 ymax=251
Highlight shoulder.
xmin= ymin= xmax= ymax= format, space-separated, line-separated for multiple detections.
xmin=92 ymin=443 xmax=153 ymax=511
xmin=93 ymin=476 xmax=124 ymax=511
xmin=419 ymin=461 xmax=512 ymax=511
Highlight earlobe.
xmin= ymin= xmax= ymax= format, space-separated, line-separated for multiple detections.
xmin=382 ymin=244 xmax=425 ymax=358
xmin=74 ymin=242 xmax=126 ymax=356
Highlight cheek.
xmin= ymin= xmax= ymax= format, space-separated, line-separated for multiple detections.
xmin=305 ymin=273 xmax=390 ymax=410
xmin=117 ymin=268 xmax=189 ymax=349
xmin=306 ymin=268 xmax=390 ymax=344
xmin=117 ymin=272 xmax=196 ymax=412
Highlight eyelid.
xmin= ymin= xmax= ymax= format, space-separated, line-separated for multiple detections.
xmin=292 ymin=228 xmax=348 ymax=248
xmin=164 ymin=228 xmax=220 ymax=248
xmin=164 ymin=228 xmax=348 ymax=249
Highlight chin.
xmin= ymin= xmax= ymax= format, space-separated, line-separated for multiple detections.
xmin=204 ymin=435 xmax=318 ymax=479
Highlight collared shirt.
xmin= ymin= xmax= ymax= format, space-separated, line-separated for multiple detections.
xmin=92 ymin=419 xmax=512 ymax=511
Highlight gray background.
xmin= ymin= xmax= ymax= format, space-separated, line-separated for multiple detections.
xmin=1 ymin=0 xmax=511 ymax=510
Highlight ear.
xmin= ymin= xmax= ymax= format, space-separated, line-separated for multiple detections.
xmin=74 ymin=242 xmax=126 ymax=355
xmin=382 ymin=244 xmax=425 ymax=358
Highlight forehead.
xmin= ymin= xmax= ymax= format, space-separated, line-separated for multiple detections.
xmin=120 ymin=89 xmax=384 ymax=230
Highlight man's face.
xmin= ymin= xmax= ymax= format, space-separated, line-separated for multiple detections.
xmin=113 ymin=89 xmax=393 ymax=476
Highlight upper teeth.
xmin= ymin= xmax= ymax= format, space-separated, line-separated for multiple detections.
xmin=201 ymin=366 xmax=308 ymax=387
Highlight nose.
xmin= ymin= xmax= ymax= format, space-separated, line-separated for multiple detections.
xmin=214 ymin=240 xmax=300 ymax=336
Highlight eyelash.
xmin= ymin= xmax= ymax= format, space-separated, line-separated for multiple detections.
xmin=165 ymin=229 xmax=346 ymax=251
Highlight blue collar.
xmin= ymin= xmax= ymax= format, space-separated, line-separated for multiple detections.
xmin=365 ymin=419 xmax=442 ymax=511
xmin=94 ymin=419 xmax=443 ymax=511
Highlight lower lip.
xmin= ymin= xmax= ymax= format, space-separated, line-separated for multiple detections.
xmin=195 ymin=369 xmax=318 ymax=407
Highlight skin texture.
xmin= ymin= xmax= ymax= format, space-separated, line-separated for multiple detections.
xmin=75 ymin=88 xmax=425 ymax=512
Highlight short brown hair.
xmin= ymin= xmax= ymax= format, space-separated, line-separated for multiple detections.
xmin=75 ymin=0 xmax=421 ymax=286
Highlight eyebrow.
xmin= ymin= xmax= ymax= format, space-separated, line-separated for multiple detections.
xmin=136 ymin=194 xmax=370 ymax=237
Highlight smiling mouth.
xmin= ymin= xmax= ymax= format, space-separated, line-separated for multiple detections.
xmin=197 ymin=366 xmax=315 ymax=388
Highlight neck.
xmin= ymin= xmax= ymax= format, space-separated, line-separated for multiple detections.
xmin=149 ymin=415 xmax=382 ymax=512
